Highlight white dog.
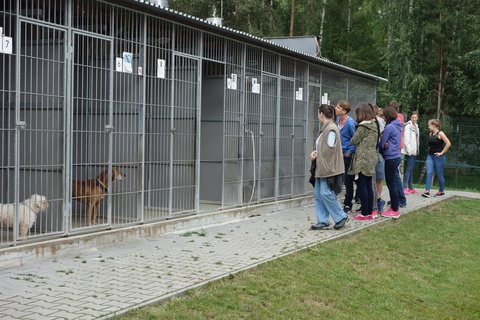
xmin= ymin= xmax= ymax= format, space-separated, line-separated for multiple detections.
xmin=0 ymin=194 xmax=49 ymax=238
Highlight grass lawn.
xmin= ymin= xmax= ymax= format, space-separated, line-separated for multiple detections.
xmin=117 ymin=199 xmax=480 ymax=320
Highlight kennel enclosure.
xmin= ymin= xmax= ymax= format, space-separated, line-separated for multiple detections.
xmin=0 ymin=0 xmax=384 ymax=246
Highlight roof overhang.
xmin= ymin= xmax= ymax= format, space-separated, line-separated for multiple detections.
xmin=108 ymin=0 xmax=388 ymax=82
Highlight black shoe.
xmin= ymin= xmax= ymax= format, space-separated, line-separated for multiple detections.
xmin=343 ymin=206 xmax=352 ymax=214
xmin=334 ymin=216 xmax=349 ymax=230
xmin=311 ymin=222 xmax=330 ymax=230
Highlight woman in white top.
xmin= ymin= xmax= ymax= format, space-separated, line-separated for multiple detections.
xmin=401 ymin=111 xmax=420 ymax=194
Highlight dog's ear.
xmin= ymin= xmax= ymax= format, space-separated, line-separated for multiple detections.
xmin=112 ymin=167 xmax=125 ymax=180
xmin=23 ymin=197 xmax=32 ymax=207
xmin=27 ymin=194 xmax=49 ymax=211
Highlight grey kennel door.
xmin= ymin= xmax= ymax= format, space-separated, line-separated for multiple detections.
xmin=71 ymin=32 xmax=113 ymax=230
xmin=170 ymin=54 xmax=199 ymax=215
xmin=16 ymin=21 xmax=66 ymax=240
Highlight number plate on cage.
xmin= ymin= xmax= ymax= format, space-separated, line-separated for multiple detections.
xmin=0 ymin=27 xmax=13 ymax=55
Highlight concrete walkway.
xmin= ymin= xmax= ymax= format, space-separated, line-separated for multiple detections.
xmin=0 ymin=191 xmax=478 ymax=319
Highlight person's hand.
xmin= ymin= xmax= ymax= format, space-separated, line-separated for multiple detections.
xmin=434 ymin=152 xmax=443 ymax=157
xmin=310 ymin=150 xmax=318 ymax=160
xmin=344 ymin=151 xmax=351 ymax=158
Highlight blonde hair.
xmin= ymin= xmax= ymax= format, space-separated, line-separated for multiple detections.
xmin=428 ymin=119 xmax=441 ymax=130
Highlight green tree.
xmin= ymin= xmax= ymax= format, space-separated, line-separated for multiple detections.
xmin=170 ymin=0 xmax=480 ymax=116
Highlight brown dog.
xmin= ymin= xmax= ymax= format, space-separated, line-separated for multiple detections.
xmin=72 ymin=167 xmax=125 ymax=225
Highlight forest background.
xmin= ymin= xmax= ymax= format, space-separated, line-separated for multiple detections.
xmin=171 ymin=0 xmax=480 ymax=117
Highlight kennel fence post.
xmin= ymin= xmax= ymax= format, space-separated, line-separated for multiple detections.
xmin=275 ymin=54 xmax=281 ymax=199
xmin=291 ymin=63 xmax=296 ymax=197
xmin=107 ymin=16 xmax=115 ymax=227
xmin=13 ymin=3 xmax=21 ymax=244
xmin=195 ymin=32 xmax=203 ymax=213
xmin=221 ymin=38 xmax=226 ymax=208
xmin=64 ymin=1 xmax=73 ymax=235
xmin=168 ymin=28 xmax=175 ymax=215
xmin=138 ymin=17 xmax=147 ymax=223
xmin=240 ymin=43 xmax=246 ymax=205
xmin=258 ymin=53 xmax=264 ymax=201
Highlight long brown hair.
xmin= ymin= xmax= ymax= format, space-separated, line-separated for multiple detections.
xmin=355 ymin=102 xmax=375 ymax=123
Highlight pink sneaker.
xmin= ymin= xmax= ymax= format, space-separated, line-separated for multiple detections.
xmin=390 ymin=209 xmax=400 ymax=219
xmin=381 ymin=208 xmax=392 ymax=217
xmin=381 ymin=208 xmax=400 ymax=219
xmin=353 ymin=214 xmax=373 ymax=221
xmin=409 ymin=188 xmax=417 ymax=194
xmin=403 ymin=188 xmax=411 ymax=195
xmin=371 ymin=210 xmax=378 ymax=219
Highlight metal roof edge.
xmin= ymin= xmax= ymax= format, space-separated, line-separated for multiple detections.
xmin=112 ymin=0 xmax=388 ymax=82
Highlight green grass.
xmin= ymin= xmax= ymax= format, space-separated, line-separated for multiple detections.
xmin=117 ymin=199 xmax=480 ymax=320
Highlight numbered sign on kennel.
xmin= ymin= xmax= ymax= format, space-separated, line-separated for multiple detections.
xmin=0 ymin=32 xmax=13 ymax=55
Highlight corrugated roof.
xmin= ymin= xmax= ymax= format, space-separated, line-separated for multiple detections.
xmin=114 ymin=0 xmax=388 ymax=82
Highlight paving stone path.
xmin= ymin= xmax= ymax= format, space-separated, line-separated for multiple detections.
xmin=0 ymin=191 xmax=478 ymax=319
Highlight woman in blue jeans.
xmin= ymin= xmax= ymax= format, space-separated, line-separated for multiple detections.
xmin=401 ymin=112 xmax=420 ymax=194
xmin=422 ymin=119 xmax=451 ymax=197
xmin=310 ymin=104 xmax=349 ymax=230
xmin=379 ymin=106 xmax=403 ymax=219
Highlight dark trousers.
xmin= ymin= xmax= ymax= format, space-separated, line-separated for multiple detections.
xmin=385 ymin=157 xmax=402 ymax=211
xmin=356 ymin=173 xmax=373 ymax=216
xmin=395 ymin=161 xmax=406 ymax=206
xmin=343 ymin=156 xmax=354 ymax=208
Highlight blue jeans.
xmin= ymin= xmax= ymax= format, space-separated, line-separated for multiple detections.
xmin=403 ymin=155 xmax=416 ymax=189
xmin=385 ymin=157 xmax=402 ymax=211
xmin=314 ymin=178 xmax=347 ymax=225
xmin=425 ymin=154 xmax=445 ymax=192
xmin=357 ymin=173 xmax=373 ymax=215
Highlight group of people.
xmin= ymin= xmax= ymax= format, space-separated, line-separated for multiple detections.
xmin=310 ymin=100 xmax=451 ymax=231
